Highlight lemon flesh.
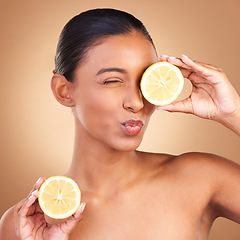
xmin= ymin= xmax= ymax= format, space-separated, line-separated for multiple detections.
xmin=141 ymin=62 xmax=184 ymax=106
xmin=38 ymin=176 xmax=81 ymax=219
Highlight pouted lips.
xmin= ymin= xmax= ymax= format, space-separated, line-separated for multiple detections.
xmin=121 ymin=120 xmax=144 ymax=136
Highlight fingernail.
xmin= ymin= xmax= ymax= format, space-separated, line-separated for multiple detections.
xmin=29 ymin=191 xmax=37 ymax=200
xmin=168 ymin=56 xmax=176 ymax=60
xmin=161 ymin=55 xmax=169 ymax=58
xmin=36 ymin=177 xmax=41 ymax=185
xmin=80 ymin=202 xmax=86 ymax=213
xmin=182 ymin=54 xmax=188 ymax=58
xmin=156 ymin=107 xmax=165 ymax=111
xmin=31 ymin=189 xmax=38 ymax=196
xmin=29 ymin=194 xmax=34 ymax=200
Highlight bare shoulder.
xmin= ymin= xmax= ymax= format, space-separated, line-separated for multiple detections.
xmin=138 ymin=150 xmax=240 ymax=186
xmin=175 ymin=152 xmax=240 ymax=177
xmin=145 ymin=150 xmax=239 ymax=171
xmin=178 ymin=152 xmax=240 ymax=222
xmin=139 ymin=150 xmax=240 ymax=221
xmin=0 ymin=206 xmax=17 ymax=240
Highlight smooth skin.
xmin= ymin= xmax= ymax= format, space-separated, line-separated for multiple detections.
xmin=0 ymin=31 xmax=240 ymax=240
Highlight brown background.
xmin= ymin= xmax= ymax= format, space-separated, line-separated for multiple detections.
xmin=0 ymin=0 xmax=240 ymax=239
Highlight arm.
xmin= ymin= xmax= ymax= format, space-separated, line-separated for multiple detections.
xmin=158 ymin=55 xmax=240 ymax=136
xmin=157 ymin=55 xmax=240 ymax=221
xmin=178 ymin=152 xmax=240 ymax=223
xmin=0 ymin=207 xmax=16 ymax=240
xmin=0 ymin=178 xmax=85 ymax=240
xmin=206 ymin=154 xmax=240 ymax=223
xmin=220 ymin=109 xmax=240 ymax=136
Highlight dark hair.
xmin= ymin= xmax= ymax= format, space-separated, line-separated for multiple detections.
xmin=53 ymin=8 xmax=155 ymax=82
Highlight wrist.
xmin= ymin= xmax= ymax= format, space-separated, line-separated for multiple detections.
xmin=218 ymin=106 xmax=240 ymax=136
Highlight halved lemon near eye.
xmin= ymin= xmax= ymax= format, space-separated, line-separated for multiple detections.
xmin=140 ymin=61 xmax=184 ymax=106
xmin=38 ymin=176 xmax=81 ymax=219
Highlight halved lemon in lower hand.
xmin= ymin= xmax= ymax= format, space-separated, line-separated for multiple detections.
xmin=140 ymin=61 xmax=184 ymax=106
xmin=38 ymin=176 xmax=81 ymax=219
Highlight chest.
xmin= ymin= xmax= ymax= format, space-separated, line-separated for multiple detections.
xmin=69 ymin=187 xmax=208 ymax=240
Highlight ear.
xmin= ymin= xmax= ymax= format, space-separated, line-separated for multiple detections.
xmin=51 ymin=73 xmax=75 ymax=107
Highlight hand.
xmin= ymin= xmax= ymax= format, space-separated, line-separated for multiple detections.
xmin=157 ymin=55 xmax=240 ymax=134
xmin=14 ymin=178 xmax=86 ymax=240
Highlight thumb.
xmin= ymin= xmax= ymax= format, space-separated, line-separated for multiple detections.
xmin=156 ymin=98 xmax=193 ymax=114
xmin=63 ymin=202 xmax=86 ymax=232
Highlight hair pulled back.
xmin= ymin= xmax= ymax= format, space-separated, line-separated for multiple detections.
xmin=53 ymin=8 xmax=155 ymax=82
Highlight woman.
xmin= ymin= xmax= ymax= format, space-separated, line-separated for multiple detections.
xmin=0 ymin=8 xmax=240 ymax=240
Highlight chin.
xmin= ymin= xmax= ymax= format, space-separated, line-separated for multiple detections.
xmin=112 ymin=138 xmax=142 ymax=152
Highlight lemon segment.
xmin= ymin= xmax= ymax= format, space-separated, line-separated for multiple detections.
xmin=38 ymin=176 xmax=81 ymax=219
xmin=140 ymin=61 xmax=184 ymax=106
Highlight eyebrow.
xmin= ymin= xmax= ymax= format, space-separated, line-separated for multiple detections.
xmin=96 ymin=67 xmax=127 ymax=75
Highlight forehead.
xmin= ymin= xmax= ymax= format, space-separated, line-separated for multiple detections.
xmin=80 ymin=32 xmax=157 ymax=72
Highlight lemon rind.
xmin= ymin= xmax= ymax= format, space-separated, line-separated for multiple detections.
xmin=140 ymin=62 xmax=184 ymax=106
xmin=38 ymin=176 xmax=81 ymax=219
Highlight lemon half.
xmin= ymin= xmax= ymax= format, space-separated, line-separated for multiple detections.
xmin=141 ymin=61 xmax=184 ymax=106
xmin=38 ymin=176 xmax=81 ymax=219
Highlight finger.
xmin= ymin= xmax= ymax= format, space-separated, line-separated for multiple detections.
xmin=17 ymin=190 xmax=39 ymax=232
xmin=14 ymin=198 xmax=26 ymax=233
xmin=181 ymin=56 xmax=220 ymax=70
xmin=156 ymin=97 xmax=193 ymax=114
xmin=18 ymin=190 xmax=39 ymax=218
xmin=74 ymin=202 xmax=86 ymax=219
xmin=14 ymin=180 xmax=42 ymax=234
xmin=160 ymin=54 xmax=221 ymax=77
xmin=159 ymin=55 xmax=191 ymax=70
xmin=181 ymin=55 xmax=217 ymax=78
xmin=63 ymin=202 xmax=86 ymax=232
xmin=16 ymin=178 xmax=45 ymax=219
xmin=14 ymin=198 xmax=26 ymax=214
xmin=178 ymin=68 xmax=206 ymax=84
xmin=158 ymin=55 xmax=200 ymax=84
xmin=30 ymin=177 xmax=46 ymax=196
xmin=158 ymin=55 xmax=169 ymax=62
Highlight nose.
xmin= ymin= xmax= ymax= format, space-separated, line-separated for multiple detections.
xmin=123 ymin=84 xmax=144 ymax=113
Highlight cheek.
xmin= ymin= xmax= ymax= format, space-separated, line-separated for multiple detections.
xmin=143 ymin=99 xmax=156 ymax=117
xmin=74 ymin=89 xmax=119 ymax=130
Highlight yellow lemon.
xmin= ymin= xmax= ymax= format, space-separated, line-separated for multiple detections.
xmin=140 ymin=61 xmax=184 ymax=106
xmin=38 ymin=176 xmax=81 ymax=219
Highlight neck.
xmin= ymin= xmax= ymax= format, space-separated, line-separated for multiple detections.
xmin=66 ymin=121 xmax=141 ymax=197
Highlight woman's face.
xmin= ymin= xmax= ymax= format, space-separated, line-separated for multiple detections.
xmin=71 ymin=31 xmax=157 ymax=151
